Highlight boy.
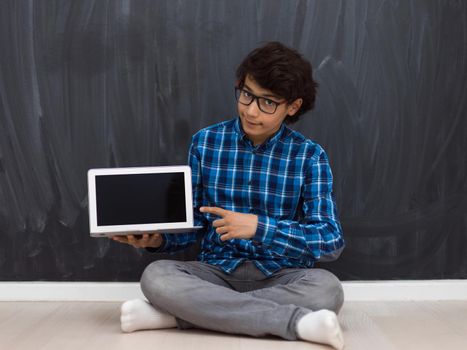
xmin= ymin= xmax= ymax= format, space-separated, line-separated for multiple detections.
xmin=112 ymin=42 xmax=345 ymax=349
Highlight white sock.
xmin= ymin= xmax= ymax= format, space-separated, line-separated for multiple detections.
xmin=120 ymin=299 xmax=177 ymax=333
xmin=296 ymin=310 xmax=344 ymax=350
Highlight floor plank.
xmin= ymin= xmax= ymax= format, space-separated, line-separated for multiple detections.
xmin=1 ymin=301 xmax=466 ymax=350
xmin=338 ymin=302 xmax=398 ymax=350
xmin=356 ymin=301 xmax=467 ymax=350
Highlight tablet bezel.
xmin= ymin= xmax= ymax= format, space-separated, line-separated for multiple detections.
xmin=87 ymin=165 xmax=194 ymax=236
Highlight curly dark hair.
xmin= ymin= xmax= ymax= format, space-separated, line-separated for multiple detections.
xmin=236 ymin=41 xmax=318 ymax=124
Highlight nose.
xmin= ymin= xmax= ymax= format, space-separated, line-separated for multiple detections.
xmin=246 ymin=98 xmax=261 ymax=117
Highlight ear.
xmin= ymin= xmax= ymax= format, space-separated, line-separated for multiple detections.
xmin=287 ymin=98 xmax=303 ymax=116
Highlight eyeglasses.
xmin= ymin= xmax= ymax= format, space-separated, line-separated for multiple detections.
xmin=235 ymin=88 xmax=287 ymax=114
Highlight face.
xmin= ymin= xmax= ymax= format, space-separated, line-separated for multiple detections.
xmin=237 ymin=75 xmax=302 ymax=146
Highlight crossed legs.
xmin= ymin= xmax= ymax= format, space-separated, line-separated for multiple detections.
xmin=121 ymin=260 xmax=344 ymax=349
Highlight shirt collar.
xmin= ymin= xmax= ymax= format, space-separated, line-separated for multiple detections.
xmin=234 ymin=117 xmax=286 ymax=150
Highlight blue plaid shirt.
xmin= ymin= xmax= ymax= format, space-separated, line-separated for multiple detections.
xmin=154 ymin=118 xmax=344 ymax=276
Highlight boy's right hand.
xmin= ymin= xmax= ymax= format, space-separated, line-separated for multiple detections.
xmin=110 ymin=233 xmax=163 ymax=249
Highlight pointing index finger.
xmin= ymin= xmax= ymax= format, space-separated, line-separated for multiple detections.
xmin=200 ymin=206 xmax=227 ymax=217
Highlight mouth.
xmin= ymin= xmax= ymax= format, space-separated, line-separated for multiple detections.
xmin=244 ymin=119 xmax=261 ymax=127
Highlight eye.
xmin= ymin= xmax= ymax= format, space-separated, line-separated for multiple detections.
xmin=242 ymin=91 xmax=253 ymax=98
xmin=263 ymin=99 xmax=276 ymax=106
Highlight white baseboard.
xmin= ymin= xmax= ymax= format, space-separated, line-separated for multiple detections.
xmin=342 ymin=280 xmax=467 ymax=301
xmin=0 ymin=280 xmax=466 ymax=302
xmin=0 ymin=282 xmax=146 ymax=302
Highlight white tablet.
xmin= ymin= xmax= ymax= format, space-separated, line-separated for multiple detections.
xmin=87 ymin=166 xmax=203 ymax=237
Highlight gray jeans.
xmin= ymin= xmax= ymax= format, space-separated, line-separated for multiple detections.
xmin=140 ymin=259 xmax=344 ymax=340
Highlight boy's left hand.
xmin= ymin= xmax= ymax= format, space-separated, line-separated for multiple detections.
xmin=200 ymin=206 xmax=258 ymax=241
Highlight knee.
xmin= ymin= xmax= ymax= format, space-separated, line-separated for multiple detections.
xmin=316 ymin=270 xmax=344 ymax=313
xmin=299 ymin=269 xmax=344 ymax=313
xmin=140 ymin=260 xmax=180 ymax=300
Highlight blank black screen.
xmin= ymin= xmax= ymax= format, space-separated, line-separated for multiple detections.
xmin=95 ymin=173 xmax=186 ymax=226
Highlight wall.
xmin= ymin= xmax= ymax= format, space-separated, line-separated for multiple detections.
xmin=0 ymin=0 xmax=466 ymax=281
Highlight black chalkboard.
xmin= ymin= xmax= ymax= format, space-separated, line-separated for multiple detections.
xmin=0 ymin=0 xmax=466 ymax=281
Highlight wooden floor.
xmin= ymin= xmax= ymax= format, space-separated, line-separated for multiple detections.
xmin=0 ymin=301 xmax=466 ymax=350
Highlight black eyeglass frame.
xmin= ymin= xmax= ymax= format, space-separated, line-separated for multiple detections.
xmin=234 ymin=88 xmax=287 ymax=114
